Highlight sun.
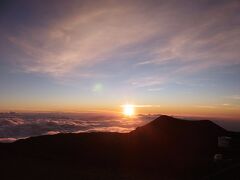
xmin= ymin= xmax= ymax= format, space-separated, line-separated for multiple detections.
xmin=122 ymin=104 xmax=135 ymax=116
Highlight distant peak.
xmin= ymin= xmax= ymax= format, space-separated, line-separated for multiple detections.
xmin=148 ymin=115 xmax=182 ymax=125
xmin=156 ymin=115 xmax=175 ymax=119
xmin=132 ymin=115 xmax=226 ymax=134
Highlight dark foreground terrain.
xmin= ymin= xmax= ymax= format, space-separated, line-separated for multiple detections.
xmin=0 ymin=115 xmax=240 ymax=180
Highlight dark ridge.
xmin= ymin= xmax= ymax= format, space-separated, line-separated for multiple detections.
xmin=0 ymin=115 xmax=239 ymax=180
xmin=140 ymin=115 xmax=225 ymax=130
xmin=132 ymin=115 xmax=227 ymax=136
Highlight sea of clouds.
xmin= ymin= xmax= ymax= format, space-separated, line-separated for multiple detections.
xmin=0 ymin=112 xmax=158 ymax=143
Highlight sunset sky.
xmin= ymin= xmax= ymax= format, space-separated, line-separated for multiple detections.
xmin=0 ymin=0 xmax=239 ymax=118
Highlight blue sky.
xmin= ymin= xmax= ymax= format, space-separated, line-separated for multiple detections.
xmin=0 ymin=0 xmax=239 ymax=118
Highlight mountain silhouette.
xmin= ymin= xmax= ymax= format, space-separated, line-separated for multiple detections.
xmin=0 ymin=115 xmax=239 ymax=180
xmin=133 ymin=115 xmax=226 ymax=135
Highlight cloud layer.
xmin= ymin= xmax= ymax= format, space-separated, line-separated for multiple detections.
xmin=0 ymin=112 xmax=157 ymax=142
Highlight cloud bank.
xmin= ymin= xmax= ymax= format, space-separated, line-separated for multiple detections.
xmin=0 ymin=112 xmax=156 ymax=142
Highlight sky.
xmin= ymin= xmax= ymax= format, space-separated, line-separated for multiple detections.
xmin=0 ymin=0 xmax=239 ymax=118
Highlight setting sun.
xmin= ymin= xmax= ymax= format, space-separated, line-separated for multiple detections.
xmin=123 ymin=104 xmax=135 ymax=116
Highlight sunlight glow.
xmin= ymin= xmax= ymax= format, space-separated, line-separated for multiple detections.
xmin=123 ymin=104 xmax=135 ymax=116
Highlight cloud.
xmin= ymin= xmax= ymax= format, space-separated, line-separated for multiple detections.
xmin=120 ymin=104 xmax=161 ymax=108
xmin=195 ymin=105 xmax=217 ymax=109
xmin=0 ymin=138 xmax=17 ymax=143
xmin=134 ymin=105 xmax=162 ymax=108
xmin=0 ymin=112 xmax=154 ymax=142
xmin=85 ymin=126 xmax=133 ymax=133
xmin=7 ymin=1 xmax=160 ymax=78
xmin=44 ymin=131 xmax=60 ymax=135
xmin=140 ymin=1 xmax=240 ymax=65
xmin=129 ymin=76 xmax=169 ymax=87
xmin=229 ymin=95 xmax=240 ymax=100
xmin=147 ymin=88 xmax=163 ymax=92
xmin=2 ymin=0 xmax=239 ymax=87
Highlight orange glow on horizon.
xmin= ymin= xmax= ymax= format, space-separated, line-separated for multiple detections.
xmin=0 ymin=102 xmax=239 ymax=120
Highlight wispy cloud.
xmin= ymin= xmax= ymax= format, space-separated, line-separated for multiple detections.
xmin=222 ymin=103 xmax=231 ymax=106
xmin=147 ymin=88 xmax=164 ymax=92
xmin=195 ymin=105 xmax=217 ymax=109
xmin=139 ymin=1 xmax=240 ymax=66
xmin=7 ymin=1 xmax=160 ymax=78
xmin=2 ymin=0 xmax=240 ymax=86
xmin=134 ymin=105 xmax=162 ymax=108
xmin=120 ymin=104 xmax=161 ymax=108
xmin=129 ymin=76 xmax=169 ymax=87
xmin=228 ymin=95 xmax=240 ymax=100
